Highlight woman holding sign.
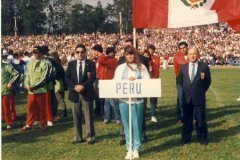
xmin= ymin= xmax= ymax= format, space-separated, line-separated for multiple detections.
xmin=114 ymin=46 xmax=150 ymax=160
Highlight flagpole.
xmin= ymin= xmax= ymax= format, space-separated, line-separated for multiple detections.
xmin=129 ymin=96 xmax=132 ymax=160
xmin=133 ymin=28 xmax=136 ymax=48
xmin=131 ymin=27 xmax=136 ymax=160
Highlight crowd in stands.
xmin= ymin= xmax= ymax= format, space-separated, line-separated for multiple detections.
xmin=2 ymin=23 xmax=240 ymax=67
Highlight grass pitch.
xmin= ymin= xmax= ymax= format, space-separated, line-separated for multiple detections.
xmin=2 ymin=67 xmax=240 ymax=160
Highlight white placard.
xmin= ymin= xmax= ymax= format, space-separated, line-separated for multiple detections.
xmin=99 ymin=79 xmax=161 ymax=98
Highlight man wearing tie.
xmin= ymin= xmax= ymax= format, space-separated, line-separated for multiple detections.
xmin=65 ymin=44 xmax=96 ymax=144
xmin=178 ymin=47 xmax=211 ymax=145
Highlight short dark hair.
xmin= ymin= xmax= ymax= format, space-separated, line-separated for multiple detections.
xmin=76 ymin=44 xmax=86 ymax=52
xmin=125 ymin=38 xmax=138 ymax=49
xmin=148 ymin=44 xmax=156 ymax=51
xmin=106 ymin=47 xmax=116 ymax=55
xmin=178 ymin=41 xmax=188 ymax=49
xmin=40 ymin=45 xmax=49 ymax=55
xmin=92 ymin=44 xmax=103 ymax=53
xmin=125 ymin=38 xmax=134 ymax=45
xmin=33 ymin=46 xmax=42 ymax=53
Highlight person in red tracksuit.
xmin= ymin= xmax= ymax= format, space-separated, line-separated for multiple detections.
xmin=98 ymin=47 xmax=121 ymax=124
xmin=173 ymin=41 xmax=188 ymax=124
xmin=92 ymin=44 xmax=105 ymax=116
xmin=148 ymin=45 xmax=161 ymax=123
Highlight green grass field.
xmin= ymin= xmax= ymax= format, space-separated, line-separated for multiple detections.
xmin=2 ymin=67 xmax=240 ymax=160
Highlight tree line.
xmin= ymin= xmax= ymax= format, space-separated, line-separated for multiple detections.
xmin=1 ymin=0 xmax=133 ymax=36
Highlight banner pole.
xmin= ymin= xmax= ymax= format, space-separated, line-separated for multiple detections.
xmin=129 ymin=96 xmax=132 ymax=160
xmin=133 ymin=28 xmax=136 ymax=48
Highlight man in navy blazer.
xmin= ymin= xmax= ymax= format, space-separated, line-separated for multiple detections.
xmin=65 ymin=44 xmax=96 ymax=144
xmin=178 ymin=47 xmax=211 ymax=145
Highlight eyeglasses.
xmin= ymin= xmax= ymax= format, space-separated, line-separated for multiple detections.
xmin=76 ymin=51 xmax=85 ymax=54
xmin=179 ymin=46 xmax=186 ymax=50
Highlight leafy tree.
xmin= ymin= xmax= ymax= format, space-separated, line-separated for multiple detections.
xmin=1 ymin=0 xmax=134 ymax=35
xmin=66 ymin=3 xmax=84 ymax=34
xmin=67 ymin=2 xmax=107 ymax=34
xmin=20 ymin=0 xmax=47 ymax=35
xmin=112 ymin=0 xmax=133 ymax=33
xmin=47 ymin=0 xmax=71 ymax=34
xmin=92 ymin=2 xmax=106 ymax=33
xmin=1 ymin=0 xmax=17 ymax=35
xmin=101 ymin=3 xmax=119 ymax=33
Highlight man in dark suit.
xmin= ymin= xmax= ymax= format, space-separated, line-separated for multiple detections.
xmin=178 ymin=47 xmax=211 ymax=145
xmin=65 ymin=44 xmax=96 ymax=144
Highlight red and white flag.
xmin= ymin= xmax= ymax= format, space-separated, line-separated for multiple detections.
xmin=133 ymin=0 xmax=240 ymax=32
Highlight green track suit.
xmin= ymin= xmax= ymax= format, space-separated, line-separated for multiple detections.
xmin=24 ymin=58 xmax=48 ymax=126
xmin=1 ymin=60 xmax=20 ymax=126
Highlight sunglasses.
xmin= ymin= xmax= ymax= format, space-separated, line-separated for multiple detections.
xmin=76 ymin=51 xmax=85 ymax=54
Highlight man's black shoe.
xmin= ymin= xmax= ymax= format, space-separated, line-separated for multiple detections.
xmin=72 ymin=136 xmax=84 ymax=144
xmin=182 ymin=140 xmax=190 ymax=145
xmin=87 ymin=137 xmax=95 ymax=145
xmin=87 ymin=140 xmax=95 ymax=145
xmin=72 ymin=139 xmax=84 ymax=144
xmin=199 ymin=140 xmax=208 ymax=145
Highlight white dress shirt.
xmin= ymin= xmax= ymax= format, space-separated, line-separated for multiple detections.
xmin=77 ymin=59 xmax=85 ymax=82
xmin=189 ymin=62 xmax=198 ymax=81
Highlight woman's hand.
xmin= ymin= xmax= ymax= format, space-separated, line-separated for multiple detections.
xmin=129 ymin=77 xmax=136 ymax=81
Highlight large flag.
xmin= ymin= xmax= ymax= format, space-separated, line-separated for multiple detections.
xmin=133 ymin=0 xmax=240 ymax=32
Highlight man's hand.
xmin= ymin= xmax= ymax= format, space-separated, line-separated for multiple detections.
xmin=28 ymin=86 xmax=33 ymax=92
xmin=6 ymin=83 xmax=12 ymax=90
xmin=74 ymin=85 xmax=85 ymax=93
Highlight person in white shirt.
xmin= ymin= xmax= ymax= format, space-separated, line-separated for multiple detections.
xmin=114 ymin=46 xmax=150 ymax=160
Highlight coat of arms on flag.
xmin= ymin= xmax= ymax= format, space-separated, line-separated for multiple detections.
xmin=181 ymin=0 xmax=207 ymax=8
xmin=133 ymin=0 xmax=240 ymax=32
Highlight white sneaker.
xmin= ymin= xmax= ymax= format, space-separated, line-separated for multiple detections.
xmin=103 ymin=119 xmax=109 ymax=124
xmin=125 ymin=151 xmax=132 ymax=160
xmin=33 ymin=121 xmax=39 ymax=126
xmin=151 ymin=116 xmax=158 ymax=123
xmin=132 ymin=150 xmax=139 ymax=159
xmin=116 ymin=120 xmax=121 ymax=125
xmin=6 ymin=125 xmax=12 ymax=129
xmin=47 ymin=121 xmax=53 ymax=126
